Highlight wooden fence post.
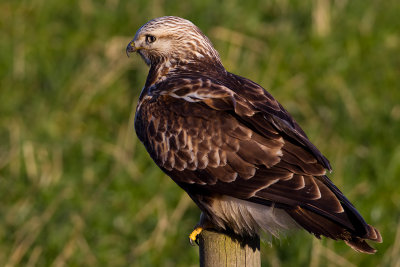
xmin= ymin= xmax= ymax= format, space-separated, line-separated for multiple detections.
xmin=198 ymin=230 xmax=261 ymax=267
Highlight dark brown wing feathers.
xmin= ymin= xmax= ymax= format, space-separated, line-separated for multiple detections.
xmin=135 ymin=73 xmax=381 ymax=253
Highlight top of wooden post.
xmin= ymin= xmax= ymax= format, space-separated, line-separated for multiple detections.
xmin=198 ymin=229 xmax=261 ymax=267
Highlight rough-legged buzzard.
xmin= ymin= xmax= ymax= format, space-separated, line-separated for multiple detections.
xmin=126 ymin=16 xmax=381 ymax=253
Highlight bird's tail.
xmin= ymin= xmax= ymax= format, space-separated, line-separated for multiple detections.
xmin=286 ymin=175 xmax=382 ymax=254
xmin=286 ymin=206 xmax=381 ymax=253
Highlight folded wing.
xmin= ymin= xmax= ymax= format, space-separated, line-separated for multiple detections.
xmin=135 ymin=75 xmax=381 ymax=253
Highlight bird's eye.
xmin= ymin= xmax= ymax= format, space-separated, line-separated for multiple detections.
xmin=145 ymin=35 xmax=156 ymax=43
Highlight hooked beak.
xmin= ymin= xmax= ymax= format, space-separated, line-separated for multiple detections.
xmin=126 ymin=40 xmax=136 ymax=57
xmin=126 ymin=40 xmax=146 ymax=57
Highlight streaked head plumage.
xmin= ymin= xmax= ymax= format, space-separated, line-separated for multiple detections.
xmin=126 ymin=16 xmax=221 ymax=66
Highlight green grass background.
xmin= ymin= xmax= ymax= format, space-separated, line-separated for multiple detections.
xmin=1 ymin=0 xmax=399 ymax=266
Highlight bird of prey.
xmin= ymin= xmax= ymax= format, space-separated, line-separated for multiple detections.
xmin=126 ymin=16 xmax=381 ymax=253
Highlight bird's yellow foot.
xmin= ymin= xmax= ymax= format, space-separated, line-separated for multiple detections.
xmin=189 ymin=226 xmax=203 ymax=246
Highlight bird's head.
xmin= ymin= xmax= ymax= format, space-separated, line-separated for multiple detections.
xmin=126 ymin=16 xmax=222 ymax=67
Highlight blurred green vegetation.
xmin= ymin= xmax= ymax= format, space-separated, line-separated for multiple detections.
xmin=1 ymin=0 xmax=399 ymax=266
